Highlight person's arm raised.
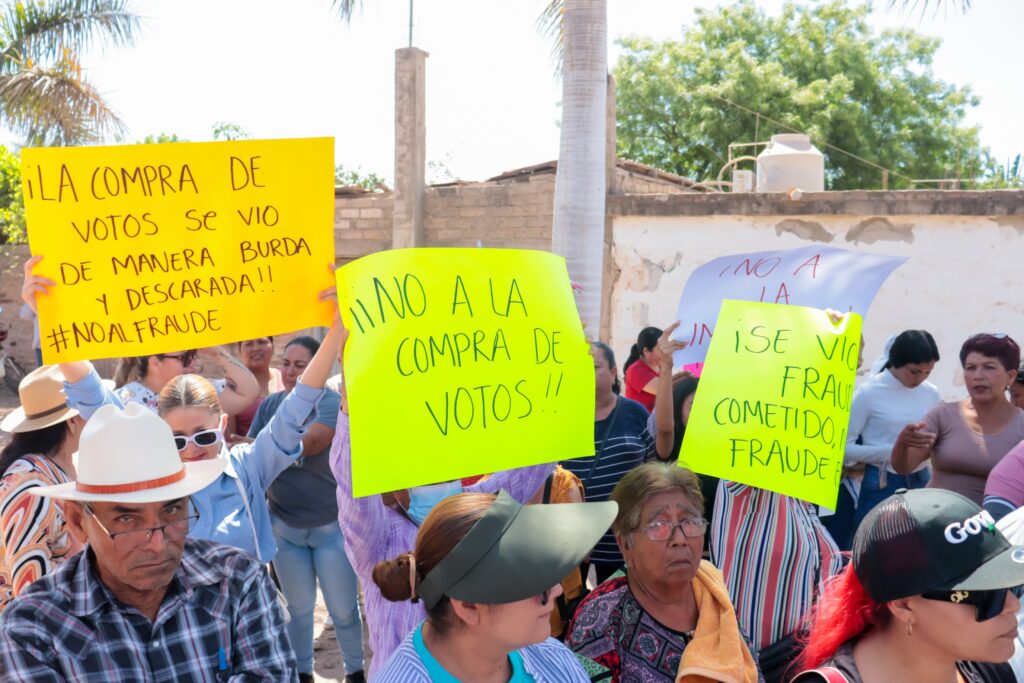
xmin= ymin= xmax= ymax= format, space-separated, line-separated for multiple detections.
xmin=197 ymin=346 xmax=259 ymax=416
xmin=296 ymin=287 xmax=343 ymax=390
xmin=653 ymin=322 xmax=687 ymax=460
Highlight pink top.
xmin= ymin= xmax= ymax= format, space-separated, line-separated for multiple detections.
xmin=984 ymin=432 xmax=1024 ymax=508
xmin=236 ymin=368 xmax=285 ymax=436
xmin=623 ymin=361 xmax=657 ymax=412
xmin=925 ymin=402 xmax=1024 ymax=504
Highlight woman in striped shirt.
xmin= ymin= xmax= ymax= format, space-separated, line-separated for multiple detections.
xmin=711 ymin=483 xmax=842 ymax=683
xmin=562 ymin=342 xmax=659 ymax=581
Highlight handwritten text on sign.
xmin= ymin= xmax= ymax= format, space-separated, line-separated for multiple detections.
xmin=336 ymin=249 xmax=594 ymax=497
xmin=679 ymin=301 xmax=862 ymax=508
xmin=22 ymin=138 xmax=335 ymax=362
xmin=672 ymin=246 xmax=903 ymax=368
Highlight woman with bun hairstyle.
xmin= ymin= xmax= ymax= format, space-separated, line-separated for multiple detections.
xmin=623 ymin=326 xmax=662 ymax=412
xmin=372 ymin=490 xmax=615 ymax=681
xmin=792 ymin=489 xmax=1023 ymax=683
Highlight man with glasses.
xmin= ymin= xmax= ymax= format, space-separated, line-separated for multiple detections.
xmin=0 ymin=402 xmax=298 ymax=681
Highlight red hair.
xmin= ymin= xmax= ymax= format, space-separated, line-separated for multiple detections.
xmin=797 ymin=563 xmax=891 ymax=669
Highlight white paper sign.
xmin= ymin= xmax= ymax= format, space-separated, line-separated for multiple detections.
xmin=672 ymin=246 xmax=906 ymax=367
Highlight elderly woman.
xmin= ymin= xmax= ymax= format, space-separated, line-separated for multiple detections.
xmin=892 ymin=333 xmax=1024 ymax=506
xmin=566 ymin=462 xmax=760 ymax=683
xmin=793 ymin=489 xmax=1022 ymax=683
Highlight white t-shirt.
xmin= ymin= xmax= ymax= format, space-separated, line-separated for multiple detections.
xmin=844 ymin=369 xmax=941 ymax=473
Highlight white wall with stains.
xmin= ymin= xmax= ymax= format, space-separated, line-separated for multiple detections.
xmin=608 ymin=213 xmax=1024 ymax=399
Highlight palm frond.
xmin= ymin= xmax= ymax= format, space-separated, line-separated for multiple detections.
xmin=886 ymin=0 xmax=972 ymax=16
xmin=0 ymin=62 xmax=126 ymax=146
xmin=536 ymin=0 xmax=564 ymax=76
xmin=0 ymin=0 xmax=140 ymax=71
xmin=329 ymin=0 xmax=363 ymax=23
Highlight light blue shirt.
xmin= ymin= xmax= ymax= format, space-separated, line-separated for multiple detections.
xmin=376 ymin=622 xmax=585 ymax=682
xmin=412 ymin=623 xmax=534 ymax=683
xmin=65 ymin=369 xmax=321 ymax=562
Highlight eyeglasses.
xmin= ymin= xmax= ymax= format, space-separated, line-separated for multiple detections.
xmin=159 ymin=350 xmax=197 ymax=366
xmin=173 ymin=428 xmax=223 ymax=452
xmin=921 ymin=587 xmax=1024 ymax=622
xmin=84 ymin=500 xmax=200 ymax=551
xmin=637 ymin=518 xmax=708 ymax=542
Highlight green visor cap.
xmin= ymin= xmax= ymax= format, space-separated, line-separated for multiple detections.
xmin=416 ymin=489 xmax=618 ymax=610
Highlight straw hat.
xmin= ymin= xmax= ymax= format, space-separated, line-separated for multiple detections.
xmin=32 ymin=403 xmax=225 ymax=504
xmin=0 ymin=365 xmax=79 ymax=433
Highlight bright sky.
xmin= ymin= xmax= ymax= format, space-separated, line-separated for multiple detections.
xmin=8 ymin=0 xmax=1021 ymax=183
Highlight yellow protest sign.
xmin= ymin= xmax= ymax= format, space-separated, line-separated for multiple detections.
xmin=21 ymin=138 xmax=336 ymax=363
xmin=336 ymin=248 xmax=595 ymax=497
xmin=679 ymin=300 xmax=862 ymax=508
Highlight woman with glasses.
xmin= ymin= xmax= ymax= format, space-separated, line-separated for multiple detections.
xmin=792 ymin=489 xmax=1022 ymax=683
xmin=892 ymin=333 xmax=1024 ymax=507
xmin=372 ymin=490 xmax=613 ymax=682
xmin=566 ymin=462 xmax=761 ymax=683
xmin=54 ymin=312 xmax=337 ymax=563
xmin=110 ymin=346 xmax=259 ymax=417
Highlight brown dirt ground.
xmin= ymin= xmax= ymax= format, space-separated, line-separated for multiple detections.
xmin=0 ymin=391 xmax=364 ymax=681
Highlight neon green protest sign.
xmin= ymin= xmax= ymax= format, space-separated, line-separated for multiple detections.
xmin=680 ymin=300 xmax=862 ymax=509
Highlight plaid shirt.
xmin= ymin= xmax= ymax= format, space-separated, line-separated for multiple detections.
xmin=0 ymin=538 xmax=297 ymax=682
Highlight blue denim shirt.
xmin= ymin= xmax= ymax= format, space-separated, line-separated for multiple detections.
xmin=64 ymin=369 xmax=321 ymax=562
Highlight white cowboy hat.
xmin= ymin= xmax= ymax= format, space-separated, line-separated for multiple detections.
xmin=0 ymin=365 xmax=79 ymax=433
xmin=32 ymin=402 xmax=225 ymax=503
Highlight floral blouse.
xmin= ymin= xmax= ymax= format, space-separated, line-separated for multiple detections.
xmin=0 ymin=454 xmax=81 ymax=612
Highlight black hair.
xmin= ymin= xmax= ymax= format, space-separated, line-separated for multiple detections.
xmin=591 ymin=341 xmax=621 ymax=394
xmin=623 ymin=327 xmax=662 ymax=375
xmin=285 ymin=335 xmax=320 ymax=357
xmin=884 ymin=330 xmax=940 ymax=371
xmin=669 ymin=377 xmax=700 ymax=460
xmin=0 ymin=421 xmax=73 ymax=479
xmin=1016 ymin=363 xmax=1024 ymax=385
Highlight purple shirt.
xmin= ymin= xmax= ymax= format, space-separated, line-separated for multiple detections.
xmin=329 ymin=410 xmax=555 ymax=678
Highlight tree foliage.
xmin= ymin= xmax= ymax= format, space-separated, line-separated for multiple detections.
xmin=613 ymin=0 xmax=994 ymax=190
xmin=0 ymin=0 xmax=140 ymax=146
xmin=0 ymin=145 xmax=26 ymax=243
xmin=334 ymin=164 xmax=389 ymax=192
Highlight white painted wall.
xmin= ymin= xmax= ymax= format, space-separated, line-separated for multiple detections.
xmin=609 ymin=214 xmax=1024 ymax=399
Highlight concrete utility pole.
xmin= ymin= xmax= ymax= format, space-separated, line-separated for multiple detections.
xmin=392 ymin=47 xmax=427 ymax=248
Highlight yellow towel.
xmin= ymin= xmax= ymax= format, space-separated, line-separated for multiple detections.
xmin=677 ymin=560 xmax=760 ymax=683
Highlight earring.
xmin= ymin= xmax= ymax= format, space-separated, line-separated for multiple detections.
xmin=906 ymin=620 xmax=913 ymax=637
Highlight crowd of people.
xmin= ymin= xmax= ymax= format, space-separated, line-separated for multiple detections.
xmin=1 ymin=253 xmax=1024 ymax=683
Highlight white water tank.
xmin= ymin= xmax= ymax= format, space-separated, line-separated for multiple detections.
xmin=756 ymin=134 xmax=824 ymax=192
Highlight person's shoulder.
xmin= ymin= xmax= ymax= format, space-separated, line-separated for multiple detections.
xmin=521 ymin=637 xmax=590 ymax=679
xmin=3 ymin=551 xmax=82 ymax=621
xmin=919 ymin=380 xmax=941 ymax=399
xmin=573 ymin=575 xmax=628 ymax=617
xmin=0 ymin=454 xmax=63 ymax=488
xmin=373 ymin=631 xmax=430 ymax=682
xmin=181 ymin=538 xmax=266 ymax=587
xmin=617 ymin=396 xmax=650 ymax=421
xmin=959 ymin=659 xmax=1016 ymax=683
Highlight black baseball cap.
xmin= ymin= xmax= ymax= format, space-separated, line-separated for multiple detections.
xmin=416 ymin=490 xmax=617 ymax=610
xmin=853 ymin=488 xmax=1024 ymax=603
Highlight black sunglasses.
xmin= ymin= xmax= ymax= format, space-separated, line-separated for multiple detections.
xmin=921 ymin=587 xmax=1023 ymax=622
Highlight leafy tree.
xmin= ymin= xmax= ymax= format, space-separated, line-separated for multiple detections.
xmin=614 ymin=0 xmax=993 ymax=190
xmin=0 ymin=144 xmax=26 ymax=243
xmin=334 ymin=164 xmax=389 ymax=192
xmin=212 ymin=121 xmax=249 ymax=141
xmin=139 ymin=132 xmax=188 ymax=144
xmin=0 ymin=0 xmax=140 ymax=146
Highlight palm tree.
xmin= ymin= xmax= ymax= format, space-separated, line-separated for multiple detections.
xmin=0 ymin=0 xmax=140 ymax=146
xmin=548 ymin=0 xmax=606 ymax=332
